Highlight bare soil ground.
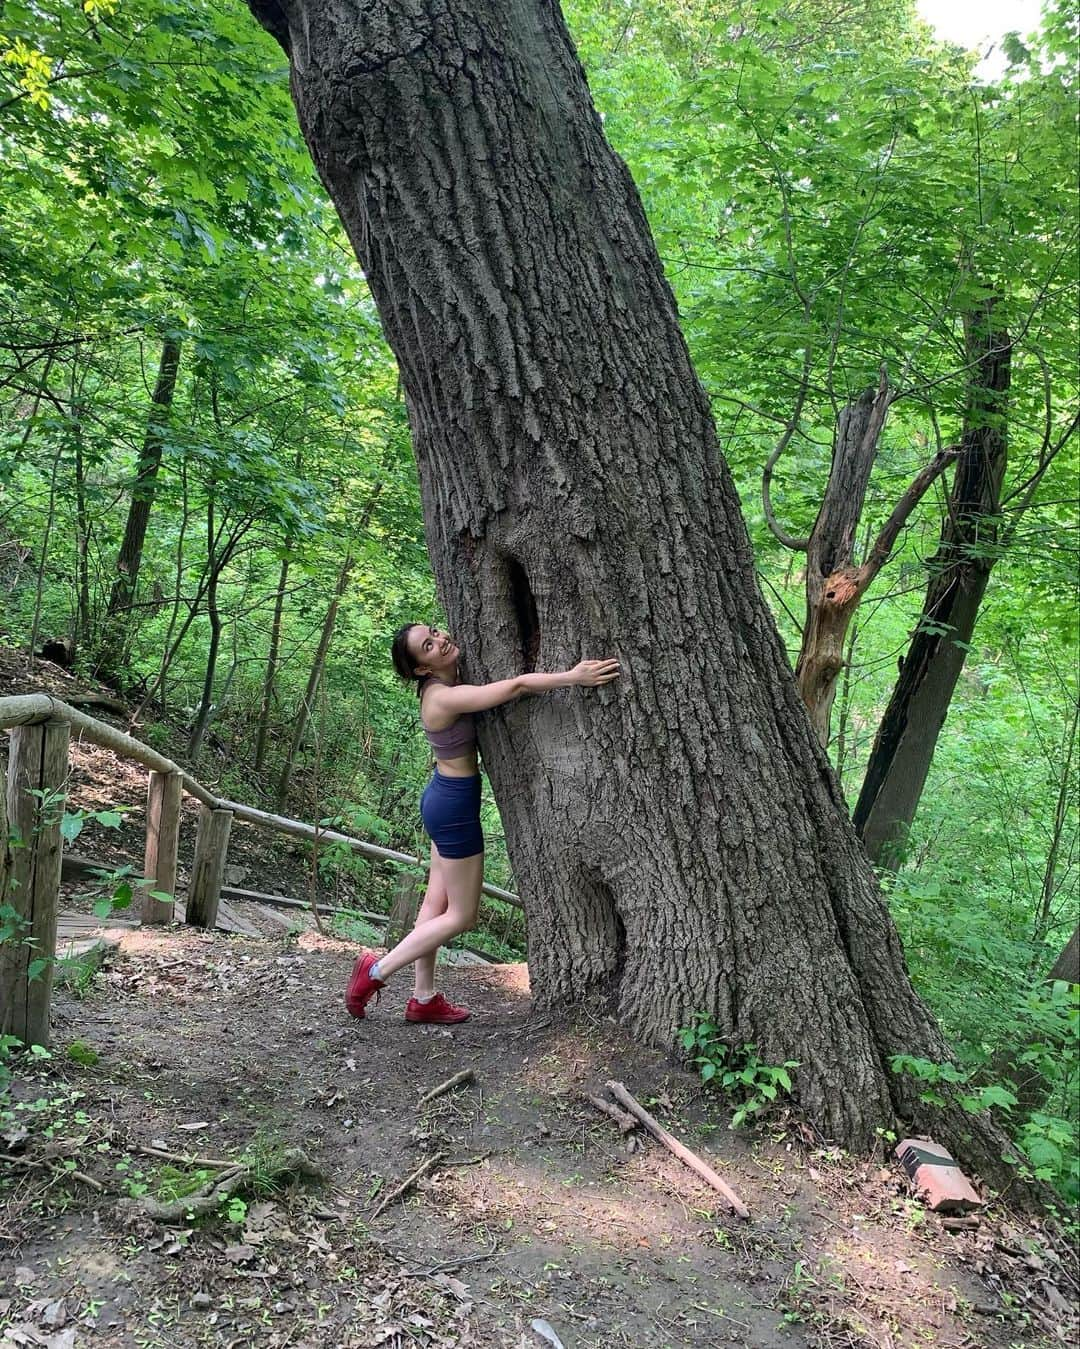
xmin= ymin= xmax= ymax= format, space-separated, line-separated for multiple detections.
xmin=3 ymin=929 xmax=1068 ymax=1349
xmin=1 ymin=650 xmax=1075 ymax=1348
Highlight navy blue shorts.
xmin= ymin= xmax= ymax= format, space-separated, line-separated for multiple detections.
xmin=420 ymin=769 xmax=484 ymax=859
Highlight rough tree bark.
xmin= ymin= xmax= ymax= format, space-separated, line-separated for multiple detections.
xmin=854 ymin=307 xmax=1011 ymax=865
xmin=247 ymin=0 xmax=1014 ymax=1173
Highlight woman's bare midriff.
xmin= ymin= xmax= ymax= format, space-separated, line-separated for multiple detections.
xmin=434 ymin=751 xmax=479 ymax=778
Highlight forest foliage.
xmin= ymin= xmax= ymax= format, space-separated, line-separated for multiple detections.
xmin=1 ymin=0 xmax=1077 ymax=1195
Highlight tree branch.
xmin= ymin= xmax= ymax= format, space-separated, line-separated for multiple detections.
xmin=860 ymin=444 xmax=961 ymax=583
xmin=761 ymin=342 xmax=814 ymax=551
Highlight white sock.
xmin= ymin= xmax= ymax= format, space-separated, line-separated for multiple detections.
xmin=414 ymin=991 xmax=435 ymax=1003
xmin=370 ymin=961 xmax=383 ymax=981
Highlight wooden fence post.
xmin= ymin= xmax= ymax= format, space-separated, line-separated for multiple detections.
xmin=185 ymin=804 xmax=232 ymax=929
xmin=386 ymin=872 xmax=422 ymax=948
xmin=143 ymin=770 xmax=182 ymax=924
xmin=0 ymin=720 xmax=70 ymax=1046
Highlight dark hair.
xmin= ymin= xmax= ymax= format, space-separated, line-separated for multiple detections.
xmin=391 ymin=622 xmax=425 ymax=693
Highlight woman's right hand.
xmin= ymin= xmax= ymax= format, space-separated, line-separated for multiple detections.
xmin=570 ymin=658 xmax=620 ymax=687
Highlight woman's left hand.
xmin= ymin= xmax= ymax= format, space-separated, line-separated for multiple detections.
xmin=570 ymin=658 xmax=620 ymax=686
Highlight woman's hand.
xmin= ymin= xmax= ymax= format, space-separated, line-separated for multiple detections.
xmin=570 ymin=658 xmax=620 ymax=687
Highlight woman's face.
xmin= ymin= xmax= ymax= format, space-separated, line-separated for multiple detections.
xmin=407 ymin=624 xmax=459 ymax=678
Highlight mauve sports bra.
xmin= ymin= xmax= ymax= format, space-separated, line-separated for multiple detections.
xmin=420 ymin=681 xmax=477 ymax=759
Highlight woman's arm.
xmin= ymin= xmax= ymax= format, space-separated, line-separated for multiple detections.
xmin=424 ymin=660 xmax=619 ymax=720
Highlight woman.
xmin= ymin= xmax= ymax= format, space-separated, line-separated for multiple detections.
xmin=345 ymin=623 xmax=619 ymax=1024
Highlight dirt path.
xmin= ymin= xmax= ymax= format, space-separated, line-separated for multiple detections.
xmin=1 ymin=926 xmax=1054 ymax=1349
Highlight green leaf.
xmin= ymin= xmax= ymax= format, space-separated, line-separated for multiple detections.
xmin=977 ymin=1083 xmax=1018 ymax=1112
xmin=60 ymin=813 xmax=84 ymax=843
xmin=111 ymin=883 xmax=134 ymax=909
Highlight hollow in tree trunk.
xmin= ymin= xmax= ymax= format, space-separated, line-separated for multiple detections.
xmin=248 ymin=0 xmax=1017 ymax=1177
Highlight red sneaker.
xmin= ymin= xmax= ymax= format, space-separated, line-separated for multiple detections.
xmin=345 ymin=952 xmax=384 ymax=1019
xmin=405 ymin=993 xmax=470 ymax=1025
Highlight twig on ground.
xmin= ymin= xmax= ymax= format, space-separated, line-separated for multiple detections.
xmin=605 ymin=1080 xmax=750 ymax=1220
xmin=417 ymin=1070 xmax=475 ymax=1108
xmin=583 ymin=1092 xmax=638 ymax=1133
xmin=135 ymin=1145 xmax=239 ymax=1168
xmin=0 ymin=1152 xmax=104 ymax=1191
xmin=402 ymin=1239 xmax=500 ymax=1277
xmin=371 ymin=1151 xmax=444 ymax=1220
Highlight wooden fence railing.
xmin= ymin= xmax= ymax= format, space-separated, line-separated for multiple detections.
xmin=0 ymin=694 xmax=520 ymax=1047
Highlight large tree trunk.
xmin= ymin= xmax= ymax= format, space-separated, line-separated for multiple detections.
xmin=248 ymin=0 xmax=1013 ymax=1172
xmin=853 ymin=309 xmax=1011 ymax=865
xmin=98 ymin=334 xmax=182 ymax=671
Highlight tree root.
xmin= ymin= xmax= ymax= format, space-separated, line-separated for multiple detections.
xmin=116 ymin=1147 xmax=325 ymax=1225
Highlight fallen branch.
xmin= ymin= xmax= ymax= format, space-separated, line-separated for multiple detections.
xmin=135 ymin=1145 xmax=239 ymax=1169
xmin=418 ymin=1069 xmax=476 ymax=1108
xmin=583 ymin=1092 xmax=637 ymax=1134
xmin=1 ymin=1152 xmax=104 ymax=1191
xmin=605 ymin=1080 xmax=750 ymax=1220
xmin=372 ymin=1151 xmax=444 ymax=1220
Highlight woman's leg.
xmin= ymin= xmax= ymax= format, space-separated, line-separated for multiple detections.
xmin=374 ymin=851 xmax=483 ymax=981
xmin=411 ymin=845 xmax=448 ymax=999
